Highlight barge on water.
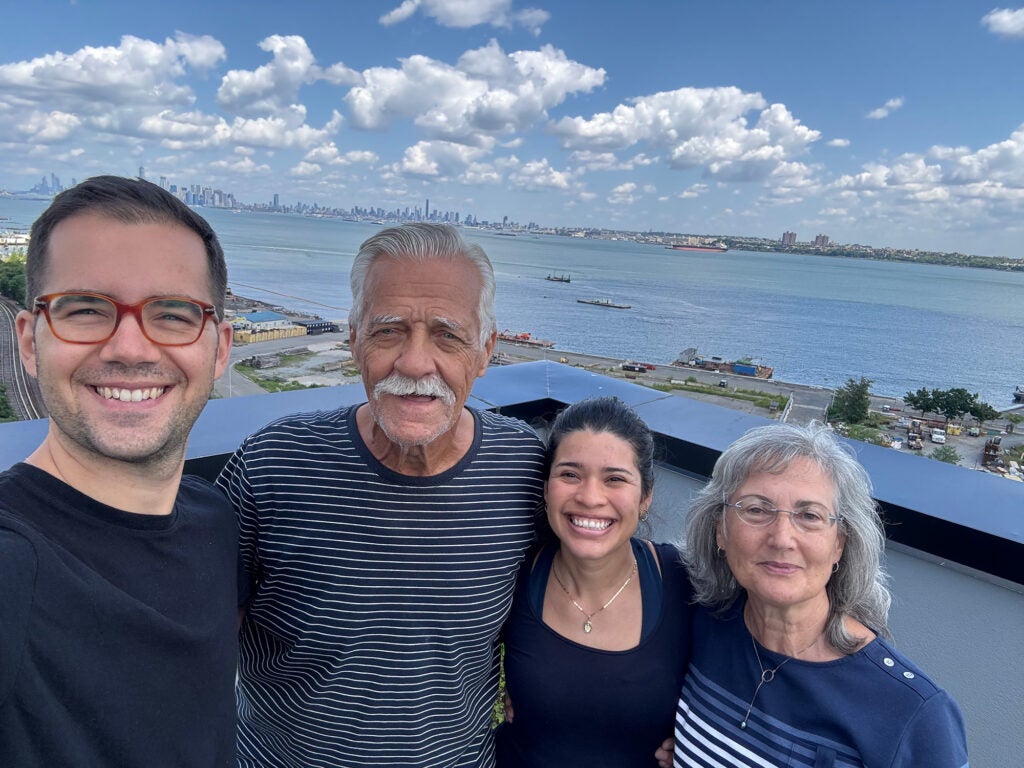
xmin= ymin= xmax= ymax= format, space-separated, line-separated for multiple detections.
xmin=577 ymin=298 xmax=631 ymax=309
xmin=497 ymin=330 xmax=555 ymax=348
xmin=666 ymin=239 xmax=728 ymax=253
xmin=672 ymin=347 xmax=773 ymax=379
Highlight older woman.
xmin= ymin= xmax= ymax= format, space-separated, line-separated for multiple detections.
xmin=496 ymin=397 xmax=693 ymax=767
xmin=672 ymin=421 xmax=968 ymax=767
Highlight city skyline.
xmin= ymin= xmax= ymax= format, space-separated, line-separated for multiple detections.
xmin=2 ymin=2 xmax=1024 ymax=258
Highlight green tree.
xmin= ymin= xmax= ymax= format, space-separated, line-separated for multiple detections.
xmin=932 ymin=387 xmax=975 ymax=423
xmin=828 ymin=377 xmax=872 ymax=424
xmin=930 ymin=444 xmax=962 ymax=464
xmin=0 ymin=383 xmax=14 ymax=422
xmin=0 ymin=251 xmax=27 ymax=306
xmin=903 ymin=387 xmax=935 ymax=415
xmin=969 ymin=401 xmax=1001 ymax=425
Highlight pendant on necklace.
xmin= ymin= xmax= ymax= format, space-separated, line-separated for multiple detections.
xmin=583 ymin=619 xmax=593 ymax=633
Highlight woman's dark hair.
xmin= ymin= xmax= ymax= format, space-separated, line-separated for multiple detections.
xmin=546 ymin=396 xmax=656 ymax=499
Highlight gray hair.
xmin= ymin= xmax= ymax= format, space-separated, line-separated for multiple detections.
xmin=684 ymin=421 xmax=891 ymax=654
xmin=348 ymin=223 xmax=496 ymax=348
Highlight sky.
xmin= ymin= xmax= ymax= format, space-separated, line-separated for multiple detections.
xmin=1 ymin=0 xmax=1023 ymax=257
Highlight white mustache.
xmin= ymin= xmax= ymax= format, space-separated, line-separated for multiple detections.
xmin=373 ymin=373 xmax=456 ymax=405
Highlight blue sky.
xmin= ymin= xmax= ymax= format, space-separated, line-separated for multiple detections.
xmin=2 ymin=0 xmax=1023 ymax=257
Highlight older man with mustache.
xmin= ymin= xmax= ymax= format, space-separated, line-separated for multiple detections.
xmin=217 ymin=223 xmax=546 ymax=768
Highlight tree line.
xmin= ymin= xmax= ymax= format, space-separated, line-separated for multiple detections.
xmin=827 ymin=377 xmax=1001 ymax=426
xmin=0 ymin=251 xmax=26 ymax=306
xmin=826 ymin=377 xmax=1006 ymax=465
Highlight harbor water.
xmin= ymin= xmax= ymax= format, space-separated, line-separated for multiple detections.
xmin=3 ymin=200 xmax=1022 ymax=407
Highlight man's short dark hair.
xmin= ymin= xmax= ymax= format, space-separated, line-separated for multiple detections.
xmin=27 ymin=175 xmax=228 ymax=317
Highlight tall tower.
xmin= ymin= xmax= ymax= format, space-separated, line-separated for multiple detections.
xmin=425 ymin=199 xmax=430 ymax=221
xmin=138 ymin=165 xmax=146 ymax=180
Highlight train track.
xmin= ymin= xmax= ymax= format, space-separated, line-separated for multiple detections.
xmin=0 ymin=297 xmax=46 ymax=421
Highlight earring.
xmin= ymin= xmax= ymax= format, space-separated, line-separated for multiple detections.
xmin=638 ymin=507 xmax=649 ymax=523
xmin=832 ymin=561 xmax=840 ymax=574
xmin=716 ymin=546 xmax=726 ymax=558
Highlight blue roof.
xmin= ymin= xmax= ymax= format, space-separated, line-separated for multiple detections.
xmin=240 ymin=311 xmax=287 ymax=323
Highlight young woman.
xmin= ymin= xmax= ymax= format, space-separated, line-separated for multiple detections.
xmin=496 ymin=396 xmax=694 ymax=767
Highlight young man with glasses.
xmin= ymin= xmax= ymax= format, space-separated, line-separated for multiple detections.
xmin=1 ymin=176 xmax=237 ymax=766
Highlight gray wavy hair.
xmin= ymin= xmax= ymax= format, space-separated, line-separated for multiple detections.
xmin=684 ymin=421 xmax=891 ymax=654
xmin=348 ymin=223 xmax=496 ymax=348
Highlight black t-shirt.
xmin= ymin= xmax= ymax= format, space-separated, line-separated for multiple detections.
xmin=0 ymin=463 xmax=238 ymax=767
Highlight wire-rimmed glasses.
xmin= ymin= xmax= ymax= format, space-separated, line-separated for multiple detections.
xmin=727 ymin=495 xmax=841 ymax=534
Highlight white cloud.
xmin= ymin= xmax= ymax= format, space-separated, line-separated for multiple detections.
xmin=981 ymin=7 xmax=1024 ymax=37
xmin=157 ymin=109 xmax=343 ymax=151
xmin=826 ymin=124 xmax=1024 ymax=237
xmin=508 ymin=157 xmax=571 ymax=190
xmin=18 ymin=111 xmax=82 ymax=142
xmin=568 ymin=150 xmax=629 ymax=172
xmin=866 ymin=97 xmax=904 ymax=120
xmin=396 ymin=140 xmax=489 ymax=177
xmin=0 ymin=32 xmax=225 ymax=144
xmin=304 ymin=143 xmax=378 ymax=166
xmin=290 ymin=161 xmax=321 ymax=176
xmin=551 ymin=86 xmax=820 ymax=182
xmin=379 ymin=0 xmax=550 ymax=34
xmin=827 ymin=138 xmax=850 ymax=148
xmin=459 ymin=161 xmax=504 ymax=185
xmin=607 ymin=181 xmax=637 ymax=204
xmin=380 ymin=0 xmax=421 ymax=25
xmin=678 ymin=183 xmax=708 ymax=199
xmin=208 ymin=155 xmax=270 ymax=174
xmin=217 ymin=35 xmax=360 ymax=117
xmin=346 ymin=40 xmax=603 ymax=144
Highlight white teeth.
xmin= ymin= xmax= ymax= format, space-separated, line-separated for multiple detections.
xmin=97 ymin=386 xmax=166 ymax=402
xmin=571 ymin=516 xmax=612 ymax=531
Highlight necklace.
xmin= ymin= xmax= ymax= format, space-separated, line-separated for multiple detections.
xmin=551 ymin=556 xmax=637 ymax=633
xmin=739 ymin=632 xmax=819 ymax=730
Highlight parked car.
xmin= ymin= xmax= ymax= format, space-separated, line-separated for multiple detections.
xmin=930 ymin=428 xmax=947 ymax=444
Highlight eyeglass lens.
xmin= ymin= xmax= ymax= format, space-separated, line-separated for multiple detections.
xmin=732 ymin=497 xmax=835 ymax=532
xmin=45 ymin=293 xmax=208 ymax=345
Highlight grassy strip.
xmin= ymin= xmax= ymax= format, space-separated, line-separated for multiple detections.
xmin=649 ymin=378 xmax=789 ymax=411
xmin=234 ymin=365 xmax=324 ymax=394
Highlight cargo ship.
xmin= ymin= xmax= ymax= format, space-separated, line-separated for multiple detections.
xmin=671 ymin=348 xmax=773 ymax=379
xmin=497 ymin=330 xmax=555 ymax=348
xmin=666 ymin=241 xmax=728 ymax=253
xmin=545 ymin=273 xmax=571 ymax=283
xmin=577 ymin=298 xmax=631 ymax=309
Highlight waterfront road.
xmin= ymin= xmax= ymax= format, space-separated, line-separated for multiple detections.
xmin=209 ymin=333 xmax=839 ymax=424
xmin=0 ymin=297 xmax=45 ymax=421
xmin=493 ymin=342 xmax=837 ymax=425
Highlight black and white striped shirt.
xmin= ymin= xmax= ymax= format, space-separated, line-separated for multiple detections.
xmin=217 ymin=405 xmax=546 ymax=767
